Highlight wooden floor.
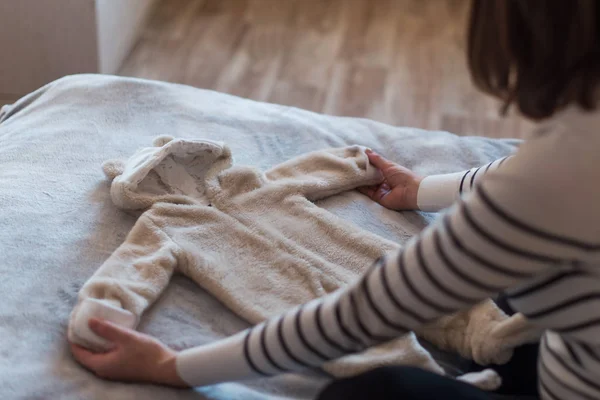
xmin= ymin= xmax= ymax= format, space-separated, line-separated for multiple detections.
xmin=120 ymin=0 xmax=531 ymax=138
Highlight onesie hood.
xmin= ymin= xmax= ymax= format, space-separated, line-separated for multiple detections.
xmin=102 ymin=136 xmax=232 ymax=210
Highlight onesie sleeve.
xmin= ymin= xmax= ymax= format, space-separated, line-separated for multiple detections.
xmin=264 ymin=146 xmax=383 ymax=201
xmin=68 ymin=214 xmax=180 ymax=350
xmin=417 ymin=156 xmax=512 ymax=212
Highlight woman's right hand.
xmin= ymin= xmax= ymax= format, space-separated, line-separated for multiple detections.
xmin=359 ymin=150 xmax=424 ymax=210
xmin=70 ymin=318 xmax=188 ymax=388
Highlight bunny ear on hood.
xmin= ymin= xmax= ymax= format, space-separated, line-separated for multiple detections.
xmin=105 ymin=137 xmax=232 ymax=211
xmin=102 ymin=136 xmax=176 ymax=181
xmin=102 ymin=159 xmax=126 ymax=180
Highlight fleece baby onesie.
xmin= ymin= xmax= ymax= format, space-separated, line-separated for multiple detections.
xmin=68 ymin=137 xmax=535 ymax=382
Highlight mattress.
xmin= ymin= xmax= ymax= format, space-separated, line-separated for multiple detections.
xmin=0 ymin=74 xmax=520 ymax=400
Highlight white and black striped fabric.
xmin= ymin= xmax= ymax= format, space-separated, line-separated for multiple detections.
xmin=177 ymin=119 xmax=600 ymax=400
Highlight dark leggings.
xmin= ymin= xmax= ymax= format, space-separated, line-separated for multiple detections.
xmin=317 ymin=366 xmax=494 ymax=400
xmin=316 ymin=294 xmax=540 ymax=400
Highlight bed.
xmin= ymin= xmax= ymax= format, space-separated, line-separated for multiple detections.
xmin=0 ymin=74 xmax=521 ymax=400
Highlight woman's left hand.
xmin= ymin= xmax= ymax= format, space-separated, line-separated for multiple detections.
xmin=358 ymin=150 xmax=423 ymax=210
xmin=69 ymin=318 xmax=189 ymax=388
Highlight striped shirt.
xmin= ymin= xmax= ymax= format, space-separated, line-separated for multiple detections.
xmin=176 ymin=107 xmax=600 ymax=400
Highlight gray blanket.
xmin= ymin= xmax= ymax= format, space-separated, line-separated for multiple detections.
xmin=0 ymin=75 xmax=519 ymax=400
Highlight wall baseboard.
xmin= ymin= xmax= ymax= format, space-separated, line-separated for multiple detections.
xmin=96 ymin=0 xmax=158 ymax=74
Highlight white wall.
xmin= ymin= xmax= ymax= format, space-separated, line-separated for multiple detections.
xmin=95 ymin=0 xmax=156 ymax=74
xmin=0 ymin=0 xmax=98 ymax=95
xmin=0 ymin=0 xmax=156 ymax=98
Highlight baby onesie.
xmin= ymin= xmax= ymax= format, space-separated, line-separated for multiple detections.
xmin=68 ymin=136 xmax=534 ymax=381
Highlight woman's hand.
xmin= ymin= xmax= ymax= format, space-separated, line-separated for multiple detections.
xmin=359 ymin=150 xmax=424 ymax=210
xmin=69 ymin=318 xmax=189 ymax=388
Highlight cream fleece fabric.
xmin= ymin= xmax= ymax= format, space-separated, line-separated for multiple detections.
xmin=68 ymin=136 xmax=535 ymax=382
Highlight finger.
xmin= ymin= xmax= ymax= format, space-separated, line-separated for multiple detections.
xmin=357 ymin=185 xmax=377 ymax=199
xmin=365 ymin=151 xmax=395 ymax=171
xmin=70 ymin=343 xmax=109 ymax=370
xmin=372 ymin=186 xmax=391 ymax=204
xmin=89 ymin=318 xmax=135 ymax=344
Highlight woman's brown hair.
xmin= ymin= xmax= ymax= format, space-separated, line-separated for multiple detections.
xmin=468 ymin=0 xmax=600 ymax=120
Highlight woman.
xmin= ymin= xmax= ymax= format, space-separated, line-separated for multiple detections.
xmin=70 ymin=1 xmax=600 ymax=399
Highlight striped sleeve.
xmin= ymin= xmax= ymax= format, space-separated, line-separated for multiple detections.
xmin=176 ymin=147 xmax=599 ymax=399
xmin=417 ymin=156 xmax=511 ymax=212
